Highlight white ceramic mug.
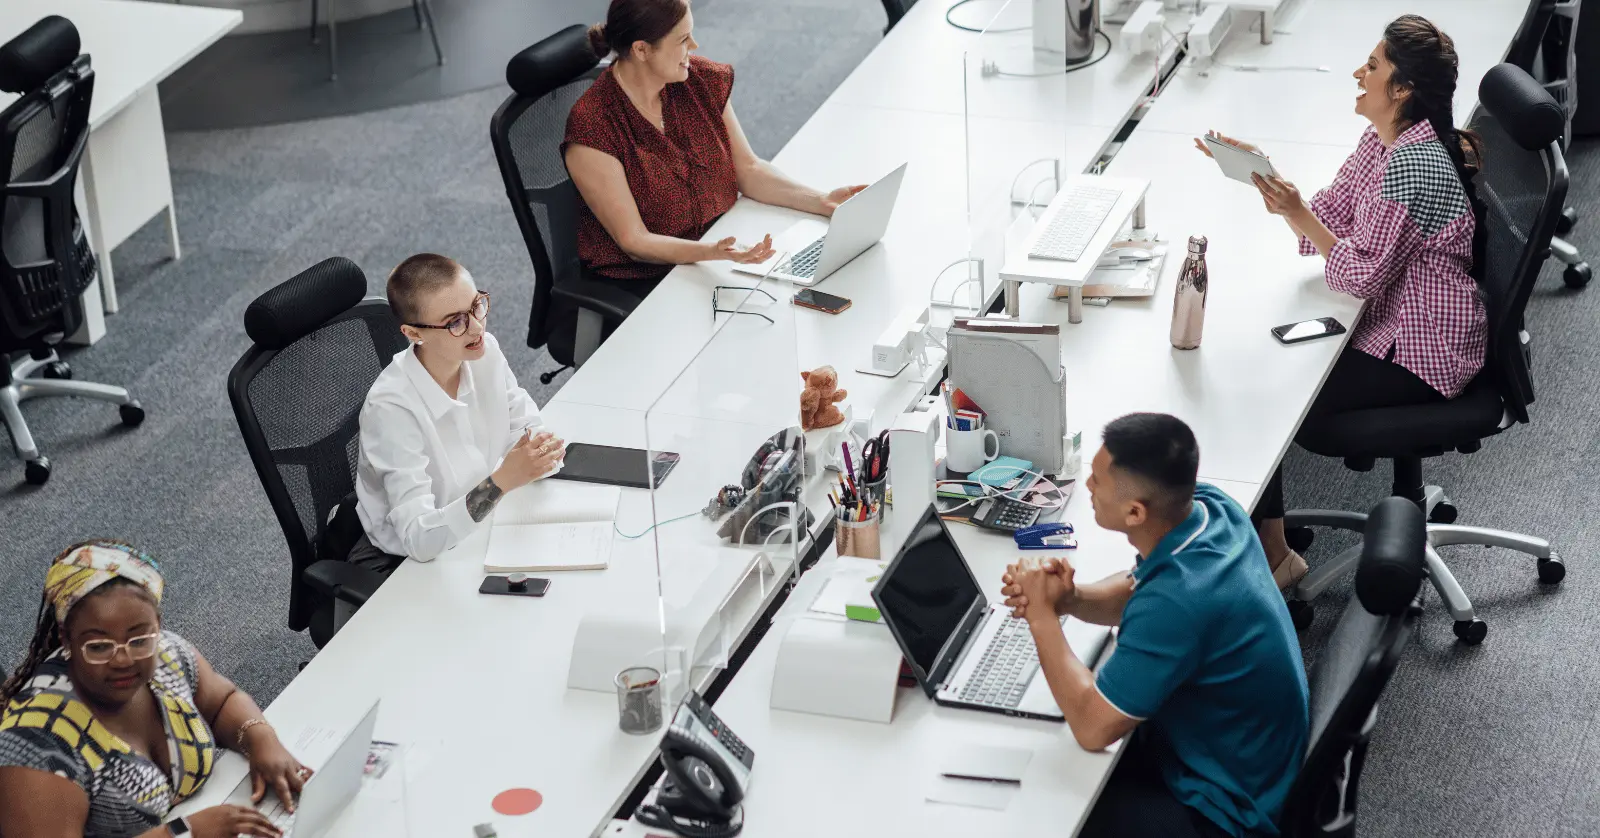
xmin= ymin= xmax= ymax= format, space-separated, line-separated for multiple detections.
xmin=946 ymin=426 xmax=1000 ymax=473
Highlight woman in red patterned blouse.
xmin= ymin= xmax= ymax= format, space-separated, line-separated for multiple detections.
xmin=564 ymin=0 xmax=865 ymax=287
xmin=1198 ymin=16 xmax=1487 ymax=590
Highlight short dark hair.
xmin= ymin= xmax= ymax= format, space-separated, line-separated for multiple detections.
xmin=1101 ymin=413 xmax=1199 ymax=521
xmin=387 ymin=253 xmax=464 ymax=324
xmin=588 ymin=0 xmax=689 ymax=60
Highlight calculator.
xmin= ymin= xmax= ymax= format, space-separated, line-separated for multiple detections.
xmin=971 ymin=496 xmax=1042 ymax=533
xmin=678 ymin=690 xmax=756 ymax=772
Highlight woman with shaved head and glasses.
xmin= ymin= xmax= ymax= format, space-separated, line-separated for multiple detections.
xmin=353 ymin=253 xmax=567 ymax=571
xmin=0 ymin=542 xmax=309 ymax=838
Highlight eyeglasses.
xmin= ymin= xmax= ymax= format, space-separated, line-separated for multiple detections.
xmin=406 ymin=291 xmax=490 ymax=337
xmin=78 ymin=632 xmax=161 ymax=665
xmin=712 ymin=286 xmax=776 ymax=325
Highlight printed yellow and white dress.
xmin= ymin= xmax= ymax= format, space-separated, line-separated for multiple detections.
xmin=0 ymin=631 xmax=216 ymax=837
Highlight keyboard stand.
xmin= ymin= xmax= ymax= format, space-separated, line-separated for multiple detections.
xmin=999 ymin=190 xmax=1148 ymax=324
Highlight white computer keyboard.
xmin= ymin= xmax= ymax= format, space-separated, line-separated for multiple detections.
xmin=1027 ymin=184 xmax=1123 ymax=262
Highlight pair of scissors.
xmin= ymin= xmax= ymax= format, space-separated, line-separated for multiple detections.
xmin=860 ymin=431 xmax=891 ymax=483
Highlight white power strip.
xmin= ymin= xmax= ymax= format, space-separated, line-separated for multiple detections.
xmin=1120 ymin=1 xmax=1166 ymax=55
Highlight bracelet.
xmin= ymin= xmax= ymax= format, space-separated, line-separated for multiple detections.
xmin=235 ymin=718 xmax=271 ymax=757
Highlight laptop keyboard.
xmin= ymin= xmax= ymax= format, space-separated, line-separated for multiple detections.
xmin=780 ymin=237 xmax=826 ymax=278
xmin=959 ymin=615 xmax=1043 ymax=709
xmin=260 ymin=797 xmax=297 ymax=835
xmin=1027 ymin=184 xmax=1122 ymax=262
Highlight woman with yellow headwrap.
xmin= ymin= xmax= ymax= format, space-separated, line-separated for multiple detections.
xmin=0 ymin=541 xmax=311 ymax=838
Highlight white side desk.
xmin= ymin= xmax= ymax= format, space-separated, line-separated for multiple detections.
xmin=1136 ymin=0 xmax=1531 ymax=147
xmin=0 ymin=0 xmax=240 ymax=342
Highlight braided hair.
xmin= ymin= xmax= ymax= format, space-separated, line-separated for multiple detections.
xmin=0 ymin=544 xmax=160 ymax=707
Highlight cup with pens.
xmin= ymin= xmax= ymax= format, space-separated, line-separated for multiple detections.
xmin=832 ymin=440 xmax=882 ymax=559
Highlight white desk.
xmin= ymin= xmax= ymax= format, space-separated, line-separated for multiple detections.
xmin=609 ymin=477 xmax=1258 ymax=838
xmin=0 ymin=0 xmax=240 ymax=342
xmin=1137 ymin=0 xmax=1531 ymax=148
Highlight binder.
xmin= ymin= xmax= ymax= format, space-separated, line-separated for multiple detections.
xmin=947 ymin=319 xmax=1067 ymax=475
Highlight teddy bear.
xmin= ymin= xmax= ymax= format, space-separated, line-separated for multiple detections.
xmin=799 ymin=366 xmax=848 ymax=431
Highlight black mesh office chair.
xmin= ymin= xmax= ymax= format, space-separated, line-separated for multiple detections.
xmin=0 ymin=16 xmax=143 ymax=486
xmin=881 ymin=0 xmax=918 ymax=33
xmin=1284 ymin=64 xmax=1569 ymax=645
xmin=1507 ymin=0 xmax=1589 ymax=288
xmin=491 ymin=26 xmax=641 ymax=386
xmin=1278 ymin=497 xmax=1424 ymax=838
xmin=227 ymin=258 xmax=407 ymax=647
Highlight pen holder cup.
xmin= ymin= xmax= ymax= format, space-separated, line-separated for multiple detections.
xmin=863 ymin=476 xmax=888 ymax=506
xmin=615 ymin=666 xmax=664 ymax=735
xmin=836 ymin=511 xmax=882 ymax=559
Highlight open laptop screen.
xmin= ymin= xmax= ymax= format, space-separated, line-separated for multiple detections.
xmin=873 ymin=507 xmax=986 ymax=677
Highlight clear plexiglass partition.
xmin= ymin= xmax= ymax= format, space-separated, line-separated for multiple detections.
xmin=644 ymin=279 xmax=804 ymax=711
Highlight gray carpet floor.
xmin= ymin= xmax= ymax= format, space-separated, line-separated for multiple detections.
xmin=2 ymin=2 xmax=1598 ymax=835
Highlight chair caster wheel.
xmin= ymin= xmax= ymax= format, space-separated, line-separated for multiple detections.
xmin=1428 ymin=500 xmax=1457 ymax=525
xmin=1287 ymin=600 xmax=1314 ymax=631
xmin=1538 ymin=554 xmax=1565 ymax=584
xmin=41 ymin=361 xmax=72 ymax=379
xmin=24 ymin=457 xmax=51 ymax=485
xmin=539 ymin=371 xmax=559 ymax=385
xmin=1557 ymin=206 xmax=1578 ymax=235
xmin=1286 ymin=526 xmax=1315 ymax=553
xmin=1564 ymin=263 xmax=1592 ymax=289
xmin=120 ymin=403 xmax=146 ymax=427
xmin=1453 ymin=618 xmax=1487 ymax=645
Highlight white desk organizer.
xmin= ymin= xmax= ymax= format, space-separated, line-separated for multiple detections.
xmin=769 ymin=615 xmax=904 ymax=723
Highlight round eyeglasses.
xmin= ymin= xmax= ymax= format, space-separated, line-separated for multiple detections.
xmin=406 ymin=291 xmax=490 ymax=337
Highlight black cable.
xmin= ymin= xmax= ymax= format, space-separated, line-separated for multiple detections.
xmin=945 ymin=0 xmax=1029 ymax=33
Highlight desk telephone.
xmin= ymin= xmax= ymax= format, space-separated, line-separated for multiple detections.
xmin=637 ymin=690 xmax=754 ymax=838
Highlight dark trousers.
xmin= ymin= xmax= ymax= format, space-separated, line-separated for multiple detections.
xmin=1078 ymin=733 xmax=1240 ymax=838
xmin=347 ymin=534 xmax=405 ymax=576
xmin=1254 ymin=346 xmax=1445 ymax=521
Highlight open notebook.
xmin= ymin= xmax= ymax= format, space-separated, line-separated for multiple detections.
xmin=484 ymin=481 xmax=622 ymax=573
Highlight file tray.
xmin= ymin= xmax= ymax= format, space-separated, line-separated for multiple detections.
xmin=947 ymin=320 xmax=1066 ymax=475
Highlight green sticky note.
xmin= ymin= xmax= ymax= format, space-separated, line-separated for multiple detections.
xmin=845 ymin=603 xmax=882 ymax=622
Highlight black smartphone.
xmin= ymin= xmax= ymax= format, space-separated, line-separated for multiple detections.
xmin=1272 ymin=317 xmax=1347 ymax=345
xmin=792 ymin=288 xmax=852 ymax=314
xmin=479 ymin=576 xmax=550 ymax=597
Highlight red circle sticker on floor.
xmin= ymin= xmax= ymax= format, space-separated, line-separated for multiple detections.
xmin=492 ymin=788 xmax=544 ymax=816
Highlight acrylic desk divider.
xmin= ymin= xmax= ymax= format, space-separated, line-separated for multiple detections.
xmin=645 ymin=279 xmax=803 ymax=714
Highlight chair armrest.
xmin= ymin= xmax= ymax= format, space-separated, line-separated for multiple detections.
xmin=554 ymin=275 xmax=644 ymax=323
xmin=303 ymin=560 xmax=384 ymax=606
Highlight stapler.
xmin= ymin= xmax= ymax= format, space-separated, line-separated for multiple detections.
xmin=1014 ymin=522 xmax=1076 ymax=550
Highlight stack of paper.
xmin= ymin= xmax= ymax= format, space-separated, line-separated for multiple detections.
xmin=484 ymin=482 xmax=621 ymax=573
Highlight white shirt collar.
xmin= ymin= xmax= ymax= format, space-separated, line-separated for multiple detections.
xmin=399 ymin=347 xmax=473 ymax=420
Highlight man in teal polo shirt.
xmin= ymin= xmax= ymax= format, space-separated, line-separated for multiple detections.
xmin=1002 ymin=413 xmax=1308 ymax=838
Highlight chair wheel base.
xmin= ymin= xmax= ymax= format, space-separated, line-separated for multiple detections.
xmin=120 ymin=403 xmax=146 ymax=427
xmin=1287 ymin=600 xmax=1314 ymax=631
xmin=24 ymin=457 xmax=51 ymax=485
xmin=1538 ymin=555 xmax=1565 ymax=584
xmin=1428 ymin=500 xmax=1457 ymax=524
xmin=1563 ymin=263 xmax=1591 ymax=289
xmin=1453 ymin=618 xmax=1487 ymax=645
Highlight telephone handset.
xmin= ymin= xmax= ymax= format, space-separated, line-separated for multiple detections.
xmin=636 ymin=690 xmax=753 ymax=838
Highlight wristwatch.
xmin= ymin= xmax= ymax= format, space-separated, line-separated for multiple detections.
xmin=167 ymin=816 xmax=191 ymax=836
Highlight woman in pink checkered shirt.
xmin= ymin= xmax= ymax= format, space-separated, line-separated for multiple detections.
xmin=1199 ymin=15 xmax=1487 ymax=591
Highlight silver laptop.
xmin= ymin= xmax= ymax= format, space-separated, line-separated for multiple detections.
xmin=871 ymin=506 xmax=1110 ymax=722
xmin=731 ymin=162 xmax=907 ymax=286
xmin=226 ymin=701 xmax=381 ymax=837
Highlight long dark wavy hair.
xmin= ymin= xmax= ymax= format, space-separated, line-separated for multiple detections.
xmin=0 ymin=543 xmax=161 ymax=707
xmin=1382 ymin=16 xmax=1484 ymax=194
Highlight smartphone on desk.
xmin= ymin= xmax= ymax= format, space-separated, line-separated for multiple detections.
xmin=480 ymin=575 xmax=550 ymax=598
xmin=1273 ymin=317 xmax=1347 ymax=345
xmin=793 ymin=288 xmax=852 ymax=314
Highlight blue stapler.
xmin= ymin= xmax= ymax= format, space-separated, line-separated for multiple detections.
xmin=1014 ymin=522 xmax=1076 ymax=550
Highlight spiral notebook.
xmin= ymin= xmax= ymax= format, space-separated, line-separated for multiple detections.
xmin=484 ymin=482 xmax=621 ymax=573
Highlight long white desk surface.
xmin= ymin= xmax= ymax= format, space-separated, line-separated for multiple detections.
xmin=1137 ymin=0 xmax=1529 ymax=147
xmin=0 ymin=0 xmax=240 ymax=129
xmin=664 ymin=476 xmax=1257 ymax=838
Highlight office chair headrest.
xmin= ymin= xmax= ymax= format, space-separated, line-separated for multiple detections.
xmin=1479 ymin=63 xmax=1565 ymax=151
xmin=0 ymin=16 xmax=81 ymax=94
xmin=1353 ymin=497 xmax=1427 ymax=616
xmin=506 ymin=25 xmax=598 ymax=100
xmin=245 ymin=257 xmax=369 ymax=350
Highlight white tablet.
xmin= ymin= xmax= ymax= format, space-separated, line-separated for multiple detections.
xmin=1204 ymin=135 xmax=1280 ymax=185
